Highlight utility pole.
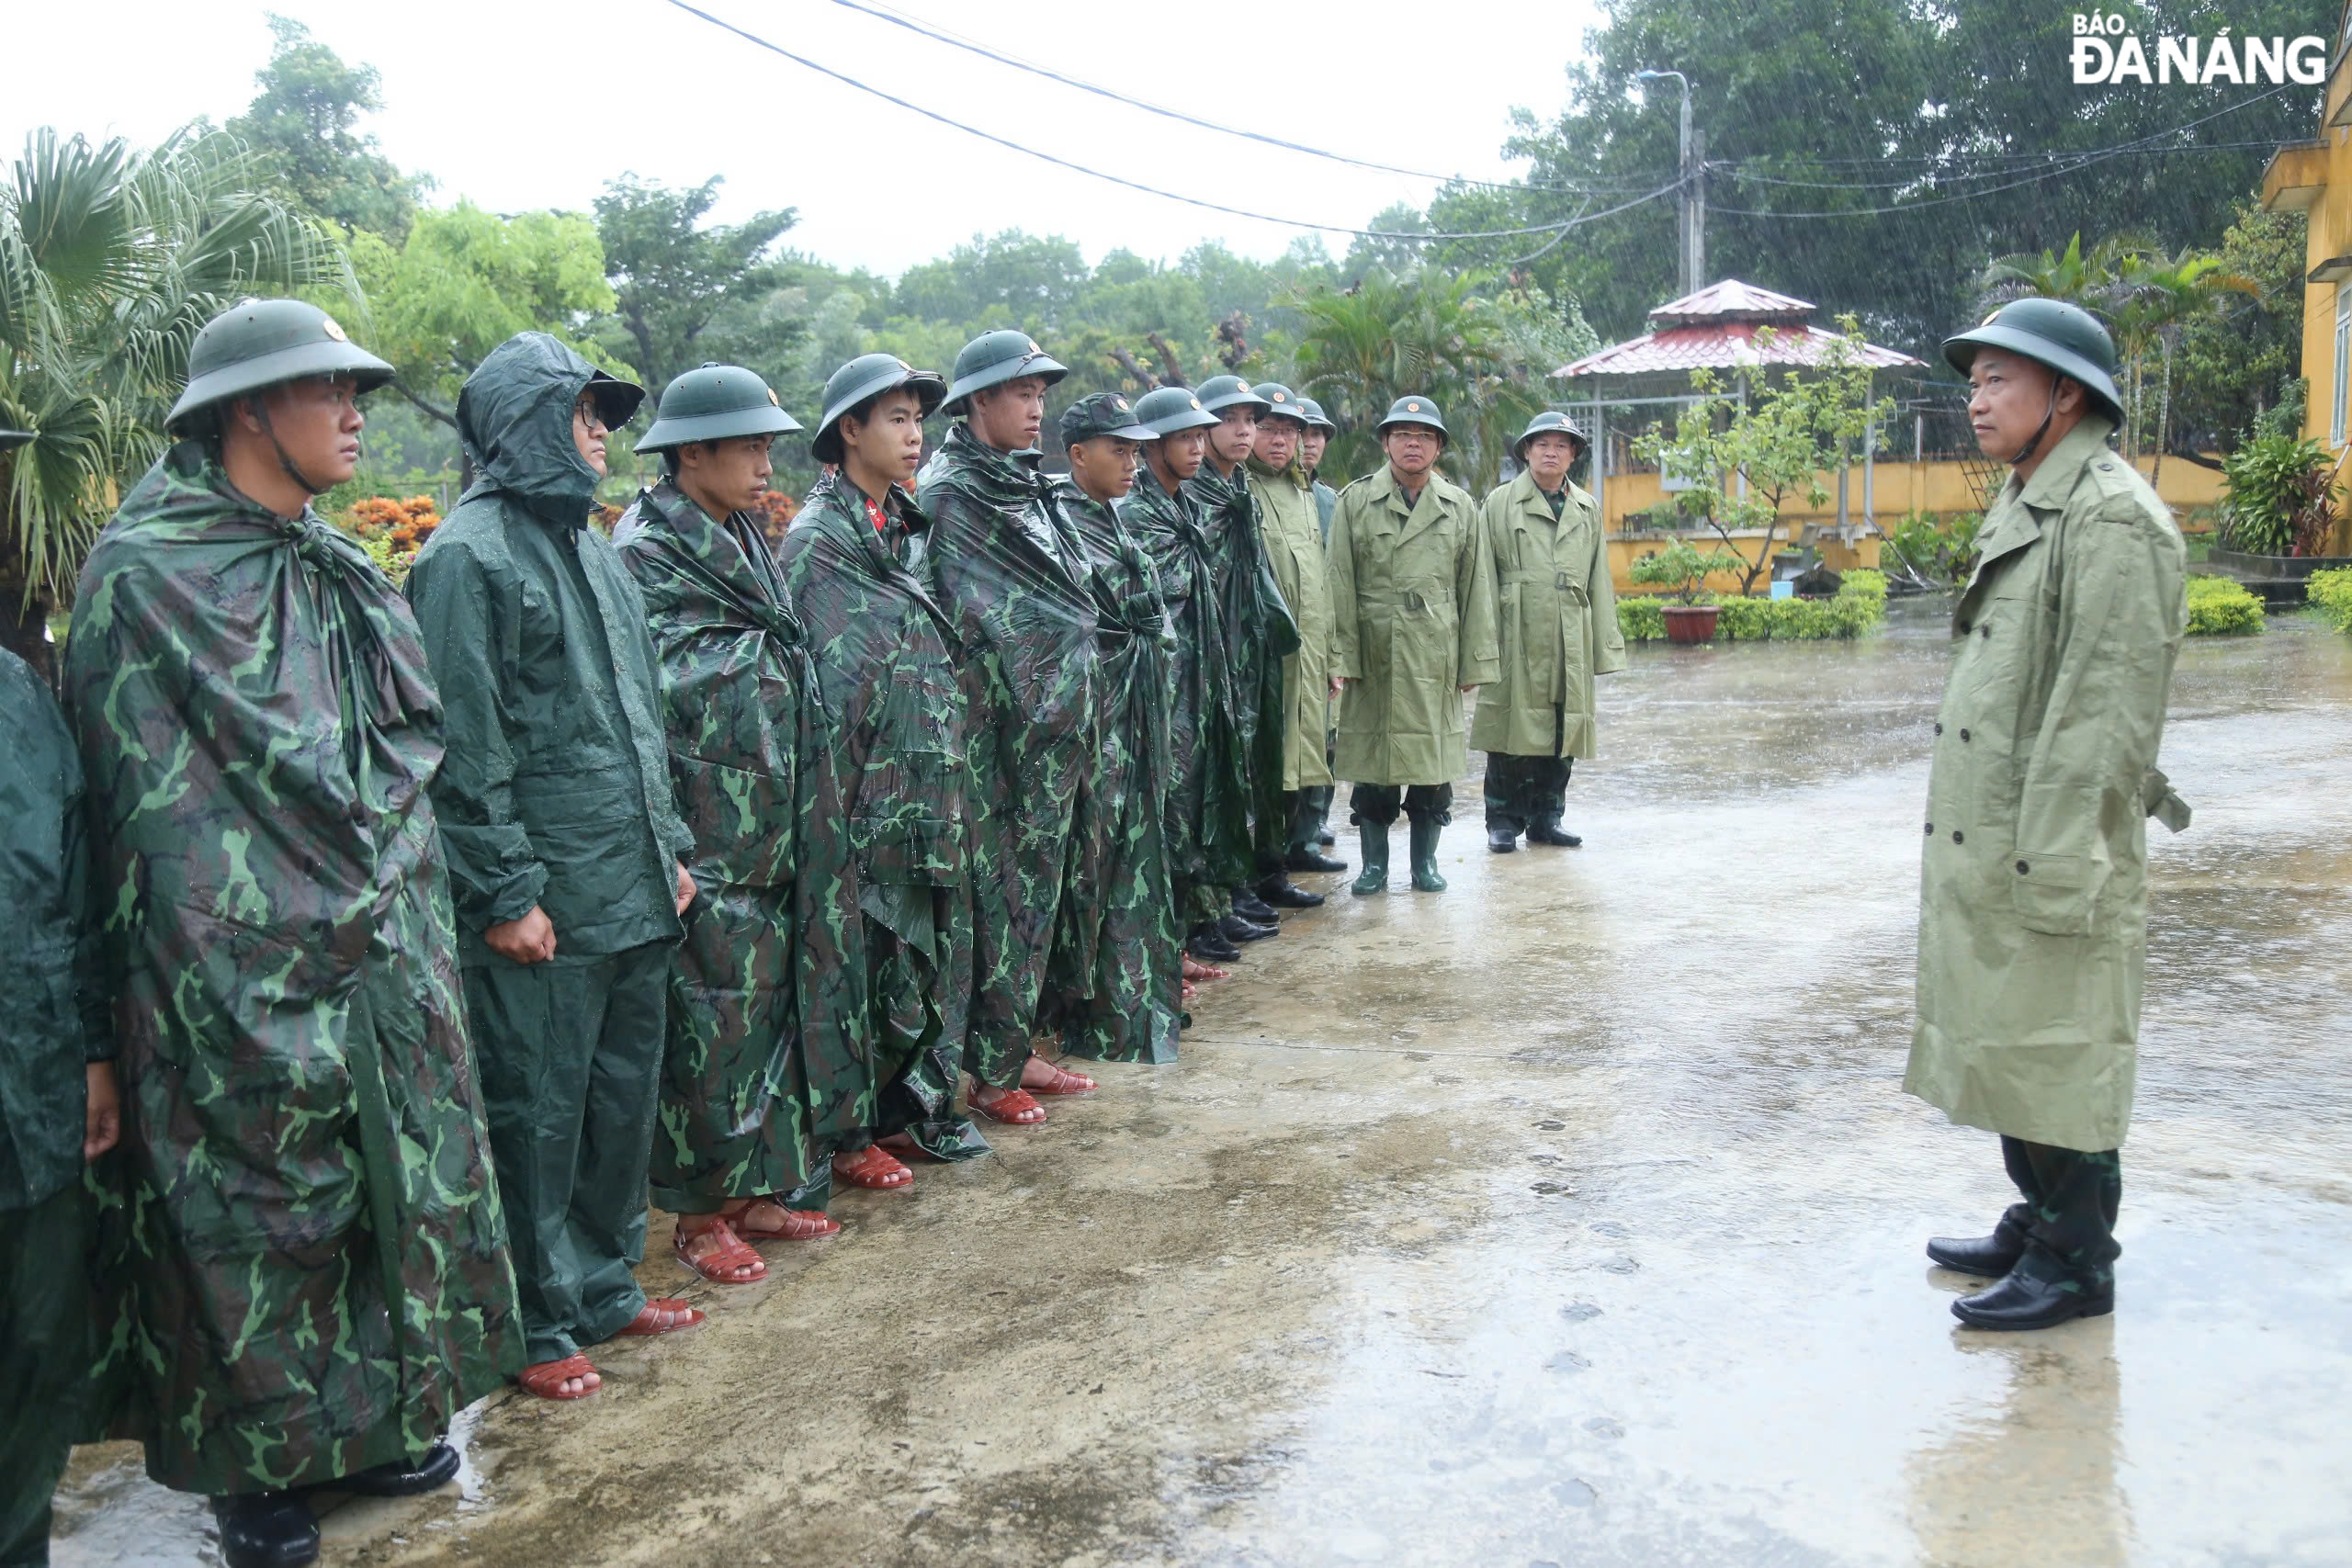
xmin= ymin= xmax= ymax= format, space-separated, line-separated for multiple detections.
xmin=1637 ymin=70 xmax=1702 ymax=296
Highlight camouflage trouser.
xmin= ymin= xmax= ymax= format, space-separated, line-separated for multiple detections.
xmin=1482 ymin=753 xmax=1574 ymax=834
xmin=1 ymin=1184 xmax=85 ymax=1564
xmin=465 ymin=944 xmax=669 ymax=1364
xmin=1999 ymin=1136 xmax=2122 ymax=1292
xmin=1350 ymin=783 xmax=1453 ymax=828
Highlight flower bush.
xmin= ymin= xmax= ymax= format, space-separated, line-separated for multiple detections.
xmin=1617 ymin=570 xmax=1888 ymax=644
xmin=336 ymin=494 xmax=441 ymax=586
xmin=2183 ymin=575 xmax=2264 ymax=636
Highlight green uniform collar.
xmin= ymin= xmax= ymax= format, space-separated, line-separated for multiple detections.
xmin=2014 ymin=416 xmax=2118 ymax=512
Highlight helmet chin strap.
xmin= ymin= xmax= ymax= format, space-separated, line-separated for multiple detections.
xmin=251 ymin=397 xmax=328 ymax=497
xmin=2010 ymin=384 xmax=2060 ymax=468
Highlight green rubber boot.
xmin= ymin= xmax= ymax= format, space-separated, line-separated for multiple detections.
xmin=1409 ymin=816 xmax=1448 ymax=892
xmin=1351 ymin=821 xmax=1389 ymax=896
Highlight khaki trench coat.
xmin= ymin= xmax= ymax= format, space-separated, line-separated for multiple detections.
xmin=1248 ymin=457 xmax=1335 ymax=790
xmin=1328 ymin=465 xmax=1499 ymax=785
xmin=1904 ymin=418 xmax=2188 ymax=1152
xmin=1471 ymin=472 xmax=1624 ymax=758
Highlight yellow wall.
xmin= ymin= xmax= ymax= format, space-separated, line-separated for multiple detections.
xmin=2262 ymin=22 xmax=2352 ymax=554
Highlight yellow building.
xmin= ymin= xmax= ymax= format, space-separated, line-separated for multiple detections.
xmin=2261 ymin=13 xmax=2352 ymax=552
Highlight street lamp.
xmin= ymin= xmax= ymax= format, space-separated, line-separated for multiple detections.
xmin=1635 ymin=69 xmax=1703 ymax=297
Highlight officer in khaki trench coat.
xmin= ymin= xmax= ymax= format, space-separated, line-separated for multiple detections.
xmin=1907 ymin=299 xmax=2189 ymax=1331
xmin=1473 ymin=411 xmax=1624 ymax=852
xmin=1328 ymin=394 xmax=1499 ymax=896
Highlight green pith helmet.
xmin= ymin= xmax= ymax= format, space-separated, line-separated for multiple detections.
xmin=1131 ymin=386 xmax=1221 ymax=435
xmin=944 ymin=329 xmax=1067 ymax=413
xmin=1294 ymin=396 xmax=1336 ymax=434
xmin=1513 ymin=409 xmax=1589 ymax=462
xmin=165 ymin=298 xmax=396 ymax=435
xmin=635 ymin=362 xmax=802 ymax=453
xmin=1376 ymin=393 xmax=1448 ymax=443
xmin=1194 ymin=374 xmax=1269 ymax=415
xmin=1250 ymin=381 xmax=1308 ymax=425
xmin=1941 ymin=299 xmax=2125 ymax=424
xmin=811 ymin=354 xmax=947 ymax=464
xmin=0 ymin=430 xmax=31 ymax=453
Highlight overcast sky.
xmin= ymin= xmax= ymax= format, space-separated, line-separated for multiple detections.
xmin=4 ymin=0 xmax=1612 ymax=277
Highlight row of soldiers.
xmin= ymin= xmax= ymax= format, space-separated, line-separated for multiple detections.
xmin=0 ymin=299 xmax=1620 ymax=1568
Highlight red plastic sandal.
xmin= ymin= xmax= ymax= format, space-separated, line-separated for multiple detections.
xmin=831 ymin=1145 xmax=913 ymax=1190
xmin=1026 ymin=1060 xmax=1097 ymax=1096
xmin=673 ymin=1218 xmax=767 ymax=1283
xmin=615 ymin=1298 xmax=706 ymax=1336
xmin=514 ymin=1353 xmax=600 ymax=1400
xmin=968 ymin=1087 xmax=1047 ymax=1125
xmin=727 ymin=1199 xmax=841 ymax=1242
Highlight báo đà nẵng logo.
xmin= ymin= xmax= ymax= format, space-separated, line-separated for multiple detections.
xmin=2071 ymin=17 xmax=2326 ymax=85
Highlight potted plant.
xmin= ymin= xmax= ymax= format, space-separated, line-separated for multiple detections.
xmin=1630 ymin=540 xmax=1747 ymax=643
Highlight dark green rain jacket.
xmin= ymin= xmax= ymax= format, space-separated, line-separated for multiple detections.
xmin=918 ymin=424 xmax=1100 ymax=1087
xmin=406 ymin=333 xmax=691 ymax=961
xmin=63 ymin=444 xmax=517 ymax=1494
xmin=1184 ymin=464 xmax=1299 ymax=862
xmin=0 ymin=649 xmax=111 ymax=1215
xmin=613 ymin=481 xmax=873 ymax=1207
xmin=1122 ymin=467 xmax=1250 ymax=896
xmin=776 ymin=474 xmax=986 ymax=1158
xmin=1045 ymin=479 xmax=1181 ymax=1064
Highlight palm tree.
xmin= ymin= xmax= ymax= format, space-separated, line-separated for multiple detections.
xmin=1 ymin=127 xmax=352 ymax=677
xmin=2109 ymin=248 xmax=2256 ymax=485
xmin=1288 ymin=266 xmax=1544 ymax=492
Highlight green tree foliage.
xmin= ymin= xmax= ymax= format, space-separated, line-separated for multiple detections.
xmin=592 ymin=175 xmax=799 ymax=395
xmin=226 ymin=14 xmax=425 ymax=241
xmin=0 ymin=128 xmax=353 ymax=672
xmin=2174 ymin=201 xmax=2308 ymax=457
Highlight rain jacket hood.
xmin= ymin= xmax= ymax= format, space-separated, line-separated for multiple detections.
xmin=458 ymin=333 xmax=618 ymax=523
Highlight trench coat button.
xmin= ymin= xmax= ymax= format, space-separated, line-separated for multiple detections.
xmin=1951 ymin=829 xmax=1964 ymax=844
xmin=1957 ymin=619 xmax=1972 ymax=634
xmin=1959 ymin=728 xmax=1970 ymax=741
xmin=2016 ymin=860 xmax=2030 ymax=874
xmin=1934 ymin=722 xmax=1943 ymax=735
xmin=1980 ymin=625 xmax=1991 ymax=639
xmin=1924 ymin=822 xmax=1934 ymax=835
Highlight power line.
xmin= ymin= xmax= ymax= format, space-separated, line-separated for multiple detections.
xmin=659 ymin=0 xmax=1684 ymax=242
xmin=817 ymin=0 xmax=1662 ymax=199
xmin=1714 ymin=141 xmax=2286 ymax=192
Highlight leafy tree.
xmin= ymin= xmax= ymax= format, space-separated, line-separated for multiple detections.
xmin=592 ymin=175 xmax=798 ymax=395
xmin=0 ymin=128 xmax=352 ymax=674
xmin=349 ymin=201 xmax=618 ymax=431
xmin=894 ymin=231 xmax=1090 ymax=329
xmin=2173 ymin=201 xmax=2307 ymax=461
xmin=1632 ymin=321 xmax=1894 ymax=595
xmin=226 ymin=14 xmax=424 ymax=240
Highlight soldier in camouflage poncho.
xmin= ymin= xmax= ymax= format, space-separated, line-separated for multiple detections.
xmin=777 ymin=355 xmax=988 ymax=1175
xmin=917 ymin=332 xmax=1102 ymax=1122
xmin=614 ymin=365 xmax=874 ymax=1280
xmin=1043 ymin=394 xmax=1182 ymax=1064
xmin=62 ymin=302 xmax=515 ymax=1563
xmin=1121 ymin=388 xmax=1249 ymax=963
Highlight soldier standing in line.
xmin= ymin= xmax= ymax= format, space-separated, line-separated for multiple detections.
xmin=1295 ymin=395 xmax=1342 ymax=848
xmin=1909 ymin=299 xmax=2189 ymax=1331
xmin=1184 ymin=374 xmax=1299 ymax=942
xmin=1327 ymin=395 xmax=1499 ymax=895
xmin=777 ymin=355 xmax=989 ymax=1188
xmin=1118 ymin=387 xmax=1248 ymax=970
xmin=63 ymin=301 xmax=517 ymax=1567
xmin=613 ymin=364 xmax=871 ymax=1285
xmin=407 ymin=333 xmax=704 ymax=1404
xmin=1475 ymin=411 xmax=1624 ymax=852
xmin=1046 ymin=392 xmax=1183 ymax=1063
xmin=0 ymin=536 xmax=118 ymax=1568
xmin=917 ymin=331 xmax=1102 ymax=1126
xmin=1244 ymin=382 xmax=1345 ymax=895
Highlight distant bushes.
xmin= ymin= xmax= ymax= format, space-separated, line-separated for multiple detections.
xmin=2306 ymin=567 xmax=2352 ymax=633
xmin=2185 ymin=575 xmax=2265 ymax=636
xmin=1618 ymin=570 xmax=1888 ymax=644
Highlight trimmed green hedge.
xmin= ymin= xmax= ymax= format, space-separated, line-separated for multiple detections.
xmin=2185 ymin=575 xmax=2265 ymax=637
xmin=1618 ymin=572 xmax=1889 ymax=644
xmin=2308 ymin=566 xmax=2352 ymax=634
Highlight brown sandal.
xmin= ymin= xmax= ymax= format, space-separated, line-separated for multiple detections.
xmin=514 ymin=1352 xmax=600 ymax=1400
xmin=970 ymin=1087 xmax=1046 ymax=1125
xmin=727 ymin=1198 xmax=841 ymax=1242
xmin=615 ymin=1298 xmax=706 ymax=1337
xmin=832 ymin=1145 xmax=912 ymax=1190
xmin=673 ymin=1218 xmax=767 ymax=1283
xmin=1026 ymin=1060 xmax=1097 ymax=1096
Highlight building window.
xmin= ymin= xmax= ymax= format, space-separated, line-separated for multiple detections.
xmin=2335 ymin=288 xmax=2351 ymax=447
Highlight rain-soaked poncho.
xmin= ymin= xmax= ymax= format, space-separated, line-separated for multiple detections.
xmin=614 ymin=480 xmax=873 ymax=1207
xmin=1044 ymin=479 xmax=1181 ymax=1064
xmin=63 ymin=444 xmax=517 ymax=1494
xmin=1185 ymin=464 xmax=1300 ymax=866
xmin=1247 ymin=456 xmax=1336 ymax=791
xmin=918 ymin=425 xmax=1101 ymax=1088
xmin=1122 ymin=467 xmax=1250 ymax=908
xmin=776 ymin=473 xmax=987 ymax=1158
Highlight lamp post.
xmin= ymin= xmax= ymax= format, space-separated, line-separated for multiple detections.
xmin=1636 ymin=69 xmax=1702 ymax=297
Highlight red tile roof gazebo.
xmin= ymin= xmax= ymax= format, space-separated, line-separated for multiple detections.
xmin=1554 ymin=279 xmax=1922 ymax=389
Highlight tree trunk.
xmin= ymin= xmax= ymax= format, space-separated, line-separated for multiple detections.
xmin=2151 ymin=334 xmax=2174 ymax=492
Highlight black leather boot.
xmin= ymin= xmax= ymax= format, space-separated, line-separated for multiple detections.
xmin=1286 ymin=796 xmax=1346 ymax=871
xmin=1951 ymin=1258 xmax=2113 ymax=1331
xmin=1231 ymin=889 xmax=1281 ymax=925
xmin=315 ymin=1441 xmax=461 ymax=1497
xmin=1487 ymin=824 xmax=1519 ymax=852
xmin=1926 ymin=1223 xmax=2027 ymax=1278
xmin=1217 ymin=912 xmax=1275 ymax=942
xmin=1259 ymin=874 xmax=1326 ymax=908
xmin=1527 ymin=819 xmax=1583 ymax=847
xmin=212 ymin=1493 xmax=320 ymax=1568
xmin=1187 ymin=925 xmax=1240 ymax=962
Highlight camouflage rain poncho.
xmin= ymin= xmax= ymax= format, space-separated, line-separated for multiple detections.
xmin=1183 ymin=464 xmax=1299 ymax=872
xmin=1045 ymin=479 xmax=1181 ymax=1064
xmin=919 ymin=424 xmax=1100 ymax=1088
xmin=614 ymin=480 xmax=873 ymax=1209
xmin=1122 ymin=467 xmax=1249 ymax=915
xmin=63 ymin=444 xmax=517 ymax=1494
xmin=776 ymin=473 xmax=986 ymax=1159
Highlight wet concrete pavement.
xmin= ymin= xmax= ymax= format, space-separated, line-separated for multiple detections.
xmin=53 ymin=597 xmax=2352 ymax=1567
